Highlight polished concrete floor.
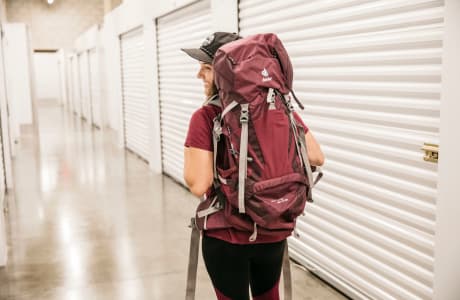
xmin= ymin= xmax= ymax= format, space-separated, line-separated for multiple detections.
xmin=0 ymin=103 xmax=348 ymax=300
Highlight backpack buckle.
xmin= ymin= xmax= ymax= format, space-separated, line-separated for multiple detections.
xmin=213 ymin=117 xmax=222 ymax=141
xmin=213 ymin=126 xmax=222 ymax=141
xmin=284 ymin=94 xmax=295 ymax=112
xmin=240 ymin=105 xmax=249 ymax=123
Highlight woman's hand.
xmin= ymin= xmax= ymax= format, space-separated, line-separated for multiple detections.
xmin=305 ymin=131 xmax=325 ymax=166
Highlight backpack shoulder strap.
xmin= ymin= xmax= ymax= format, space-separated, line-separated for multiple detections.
xmin=211 ymin=100 xmax=239 ymax=181
xmin=204 ymin=94 xmax=221 ymax=108
xmin=238 ymin=103 xmax=249 ymax=214
xmin=280 ymin=92 xmax=315 ymax=197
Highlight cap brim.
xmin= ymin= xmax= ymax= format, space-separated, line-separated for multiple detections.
xmin=181 ymin=48 xmax=213 ymax=64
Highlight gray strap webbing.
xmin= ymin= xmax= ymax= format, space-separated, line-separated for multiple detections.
xmin=221 ymin=100 xmax=239 ymax=119
xmin=238 ymin=104 xmax=249 ymax=214
xmin=286 ymin=109 xmax=308 ymax=179
xmin=204 ymin=94 xmax=220 ymax=107
xmin=283 ymin=93 xmax=316 ymax=199
xmin=283 ymin=242 xmax=292 ymax=300
xmin=197 ymin=205 xmax=221 ymax=218
xmin=196 ymin=196 xmax=220 ymax=218
xmin=288 ymin=113 xmax=303 ymax=167
xmin=185 ymin=219 xmax=200 ymax=300
xmin=298 ymin=130 xmax=314 ymax=189
xmin=282 ymin=93 xmax=314 ymax=189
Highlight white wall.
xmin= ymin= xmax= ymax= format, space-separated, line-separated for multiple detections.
xmin=101 ymin=11 xmax=122 ymax=133
xmin=66 ymin=54 xmax=75 ymax=112
xmin=4 ymin=23 xmax=34 ymax=125
xmin=70 ymin=54 xmax=81 ymax=115
xmin=0 ymin=0 xmax=6 ymax=22
xmin=5 ymin=0 xmax=104 ymax=50
xmin=434 ymin=1 xmax=460 ymax=299
xmin=3 ymin=23 xmax=34 ymax=158
xmin=74 ymin=25 xmax=106 ymax=128
xmin=75 ymin=25 xmax=99 ymax=52
xmin=57 ymin=49 xmax=68 ymax=107
xmin=33 ymin=52 xmax=60 ymax=102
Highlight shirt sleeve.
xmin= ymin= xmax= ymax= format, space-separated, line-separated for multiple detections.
xmin=184 ymin=107 xmax=214 ymax=152
xmin=293 ymin=112 xmax=309 ymax=133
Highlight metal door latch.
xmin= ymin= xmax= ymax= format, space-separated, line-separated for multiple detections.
xmin=421 ymin=143 xmax=439 ymax=163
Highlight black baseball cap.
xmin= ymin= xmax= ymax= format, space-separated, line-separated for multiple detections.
xmin=181 ymin=32 xmax=240 ymax=64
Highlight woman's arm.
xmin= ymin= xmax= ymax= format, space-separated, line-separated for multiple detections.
xmin=305 ymin=131 xmax=325 ymax=166
xmin=183 ymin=131 xmax=324 ymax=197
xmin=184 ymin=147 xmax=214 ymax=197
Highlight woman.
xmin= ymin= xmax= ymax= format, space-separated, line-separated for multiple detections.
xmin=183 ymin=32 xmax=324 ymax=300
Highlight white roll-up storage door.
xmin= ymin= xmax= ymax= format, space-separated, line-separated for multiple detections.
xmin=0 ymin=122 xmax=4 ymax=197
xmin=71 ymin=56 xmax=80 ymax=116
xmin=157 ymin=0 xmax=211 ymax=184
xmin=120 ymin=27 xmax=150 ymax=161
xmin=240 ymin=1 xmax=442 ymax=299
xmin=0 ymin=128 xmax=4 ymax=266
xmin=89 ymin=48 xmax=102 ymax=128
xmin=78 ymin=53 xmax=91 ymax=121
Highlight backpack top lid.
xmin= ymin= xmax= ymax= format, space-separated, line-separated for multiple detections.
xmin=213 ymin=33 xmax=293 ymax=104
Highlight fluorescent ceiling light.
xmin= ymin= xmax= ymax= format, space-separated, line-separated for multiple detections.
xmin=47 ymin=0 xmax=54 ymax=4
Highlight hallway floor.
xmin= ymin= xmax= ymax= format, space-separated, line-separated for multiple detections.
xmin=0 ymin=104 xmax=347 ymax=300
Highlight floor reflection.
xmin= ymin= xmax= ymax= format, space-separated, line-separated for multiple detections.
xmin=0 ymin=103 xmax=347 ymax=300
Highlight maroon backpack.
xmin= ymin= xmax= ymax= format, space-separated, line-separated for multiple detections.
xmin=194 ymin=33 xmax=322 ymax=241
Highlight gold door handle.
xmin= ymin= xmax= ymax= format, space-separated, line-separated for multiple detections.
xmin=421 ymin=143 xmax=439 ymax=163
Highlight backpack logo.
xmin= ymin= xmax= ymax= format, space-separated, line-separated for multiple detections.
xmin=261 ymin=68 xmax=272 ymax=82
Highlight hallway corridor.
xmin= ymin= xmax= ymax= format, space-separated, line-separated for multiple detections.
xmin=0 ymin=103 xmax=346 ymax=300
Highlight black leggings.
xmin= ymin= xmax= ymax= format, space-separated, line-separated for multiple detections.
xmin=202 ymin=235 xmax=286 ymax=300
